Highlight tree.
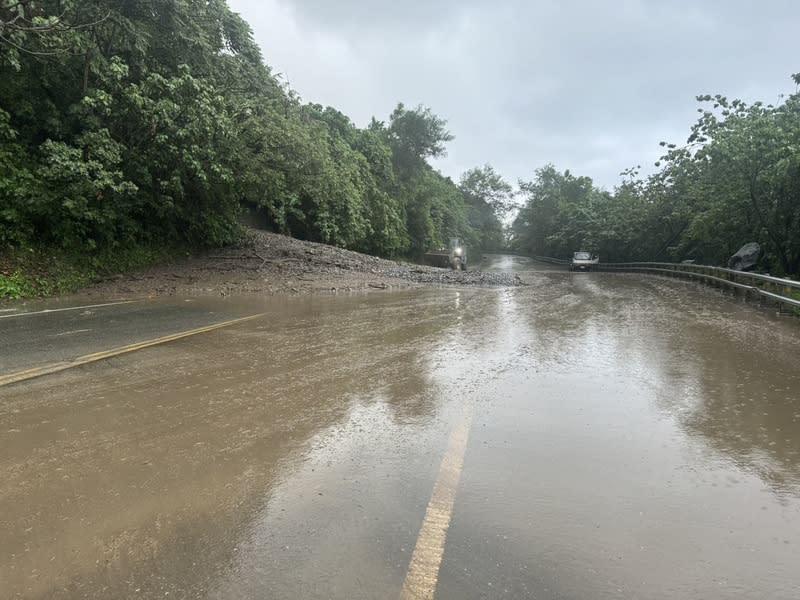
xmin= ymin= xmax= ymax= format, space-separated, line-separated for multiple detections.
xmin=655 ymin=81 xmax=800 ymax=274
xmin=511 ymin=165 xmax=599 ymax=257
xmin=0 ymin=0 xmax=265 ymax=249
xmin=0 ymin=0 xmax=109 ymax=70
xmin=459 ymin=165 xmax=514 ymax=215
xmin=0 ymin=0 xmax=498 ymax=272
xmin=387 ymin=103 xmax=453 ymax=174
xmin=459 ymin=165 xmax=513 ymax=252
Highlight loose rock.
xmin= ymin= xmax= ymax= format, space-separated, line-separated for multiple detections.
xmin=83 ymin=229 xmax=525 ymax=298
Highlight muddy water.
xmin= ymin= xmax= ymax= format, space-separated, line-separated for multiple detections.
xmin=437 ymin=273 xmax=800 ymax=599
xmin=1 ymin=267 xmax=800 ymax=599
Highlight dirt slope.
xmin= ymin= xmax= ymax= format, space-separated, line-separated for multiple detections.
xmin=82 ymin=230 xmax=524 ymax=298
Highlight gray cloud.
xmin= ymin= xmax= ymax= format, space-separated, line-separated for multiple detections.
xmin=271 ymin=0 xmax=483 ymax=36
xmin=228 ymin=0 xmax=799 ymax=189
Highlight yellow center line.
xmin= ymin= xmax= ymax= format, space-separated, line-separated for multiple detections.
xmin=0 ymin=312 xmax=266 ymax=388
xmin=400 ymin=409 xmax=473 ymax=600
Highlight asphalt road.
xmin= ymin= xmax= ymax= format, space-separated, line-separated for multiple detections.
xmin=2 ymin=261 xmax=800 ymax=599
xmin=0 ymin=297 xmax=271 ymax=375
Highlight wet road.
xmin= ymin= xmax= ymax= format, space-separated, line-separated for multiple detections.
xmin=0 ymin=298 xmax=266 ymax=375
xmin=2 ymin=258 xmax=800 ymax=599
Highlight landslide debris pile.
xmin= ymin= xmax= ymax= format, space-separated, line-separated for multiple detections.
xmin=244 ymin=231 xmax=523 ymax=288
xmin=88 ymin=229 xmax=525 ymax=298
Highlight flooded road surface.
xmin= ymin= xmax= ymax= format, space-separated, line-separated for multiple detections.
xmin=2 ymin=263 xmax=800 ymax=599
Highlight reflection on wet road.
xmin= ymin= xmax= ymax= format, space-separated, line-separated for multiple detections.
xmin=2 ymin=262 xmax=799 ymax=599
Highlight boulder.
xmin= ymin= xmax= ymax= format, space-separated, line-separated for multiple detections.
xmin=728 ymin=242 xmax=760 ymax=271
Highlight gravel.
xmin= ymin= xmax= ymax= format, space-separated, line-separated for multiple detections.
xmin=82 ymin=229 xmax=526 ymax=298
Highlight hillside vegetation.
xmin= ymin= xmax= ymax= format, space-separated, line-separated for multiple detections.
xmin=511 ymin=79 xmax=800 ymax=278
xmin=0 ymin=0 xmax=511 ymax=298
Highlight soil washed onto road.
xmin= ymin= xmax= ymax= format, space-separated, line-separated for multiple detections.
xmin=80 ymin=229 xmax=525 ymax=299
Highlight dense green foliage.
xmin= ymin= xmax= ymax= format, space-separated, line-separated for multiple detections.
xmin=0 ymin=0 xmax=508 ymax=291
xmin=4 ymin=1 xmax=796 ymax=291
xmin=511 ymin=75 xmax=800 ymax=276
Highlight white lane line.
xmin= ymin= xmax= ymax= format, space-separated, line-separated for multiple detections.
xmin=400 ymin=410 xmax=473 ymax=600
xmin=53 ymin=329 xmax=92 ymax=337
xmin=0 ymin=300 xmax=139 ymax=319
xmin=0 ymin=312 xmax=266 ymax=387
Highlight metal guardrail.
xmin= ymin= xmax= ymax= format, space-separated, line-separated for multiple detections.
xmin=600 ymin=261 xmax=800 ymax=290
xmin=598 ymin=262 xmax=800 ymax=311
xmin=532 ymin=255 xmax=570 ymax=266
xmin=530 ymin=256 xmax=800 ymax=312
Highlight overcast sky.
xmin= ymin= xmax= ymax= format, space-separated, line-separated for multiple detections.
xmin=226 ymin=0 xmax=799 ymax=190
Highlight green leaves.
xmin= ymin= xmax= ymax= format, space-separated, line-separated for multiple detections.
xmin=511 ymin=165 xmax=602 ymax=258
xmin=656 ymin=82 xmax=800 ymax=274
xmin=1 ymin=0 xmax=494 ymax=267
xmin=388 ymin=103 xmax=454 ymax=174
xmin=0 ymin=271 xmax=35 ymax=299
xmin=458 ymin=165 xmax=512 ymax=252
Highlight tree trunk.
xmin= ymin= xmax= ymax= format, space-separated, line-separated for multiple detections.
xmin=82 ymin=49 xmax=92 ymax=96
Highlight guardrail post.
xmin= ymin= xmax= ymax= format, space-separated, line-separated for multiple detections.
xmin=536 ymin=256 xmax=798 ymax=316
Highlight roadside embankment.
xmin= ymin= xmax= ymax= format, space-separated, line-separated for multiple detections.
xmin=78 ymin=229 xmax=525 ymax=298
